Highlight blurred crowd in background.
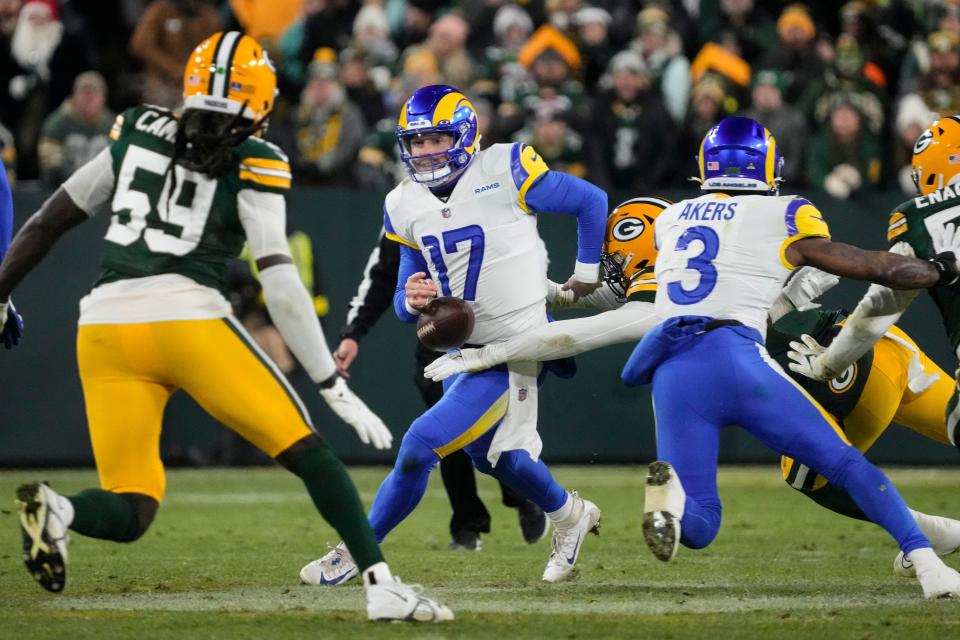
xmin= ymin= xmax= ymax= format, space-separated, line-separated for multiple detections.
xmin=2 ymin=0 xmax=960 ymax=200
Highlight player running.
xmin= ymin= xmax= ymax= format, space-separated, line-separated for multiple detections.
xmin=787 ymin=114 xmax=960 ymax=578
xmin=626 ymin=116 xmax=960 ymax=599
xmin=300 ymin=84 xmax=608 ymax=587
xmin=0 ymin=32 xmax=451 ymax=622
xmin=0 ymin=161 xmax=22 ymax=348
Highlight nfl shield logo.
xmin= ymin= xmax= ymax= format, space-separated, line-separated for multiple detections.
xmin=441 ymin=207 xmax=451 ymax=218
xmin=518 ymin=388 xmax=527 ymax=401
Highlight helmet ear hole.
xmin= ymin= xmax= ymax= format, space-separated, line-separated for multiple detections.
xmin=927 ymin=173 xmax=937 ymax=186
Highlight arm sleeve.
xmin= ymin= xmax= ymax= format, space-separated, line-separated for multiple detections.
xmin=0 ymin=165 xmax=11 ymax=260
xmin=393 ymin=243 xmax=429 ymax=323
xmin=61 ymin=147 xmax=116 ymax=216
xmin=817 ymin=282 xmax=920 ymax=377
xmin=258 ymin=263 xmax=337 ymax=384
xmin=480 ymin=301 xmax=659 ymax=365
xmin=237 ymin=190 xmax=292 ymax=260
xmin=341 ymin=231 xmax=400 ymax=341
xmin=524 ymin=170 xmax=607 ymax=282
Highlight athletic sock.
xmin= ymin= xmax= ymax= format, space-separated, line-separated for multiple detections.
xmin=546 ymin=493 xmax=574 ymax=525
xmin=908 ymin=546 xmax=944 ymax=578
xmin=68 ymin=488 xmax=140 ymax=542
xmin=286 ymin=442 xmax=384 ymax=572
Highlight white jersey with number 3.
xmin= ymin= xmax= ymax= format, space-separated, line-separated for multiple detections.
xmin=654 ymin=193 xmax=831 ymax=337
xmin=384 ymin=143 xmax=552 ymax=344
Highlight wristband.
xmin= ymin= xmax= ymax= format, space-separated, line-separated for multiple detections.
xmin=930 ymin=252 xmax=960 ymax=286
xmin=319 ymin=373 xmax=340 ymax=389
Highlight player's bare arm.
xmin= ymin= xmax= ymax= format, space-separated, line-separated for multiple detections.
xmin=0 ymin=189 xmax=87 ymax=301
xmin=786 ymin=236 xmax=957 ymax=290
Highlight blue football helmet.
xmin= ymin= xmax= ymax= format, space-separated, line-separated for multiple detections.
xmin=697 ymin=116 xmax=783 ymax=194
xmin=396 ymin=85 xmax=480 ymax=188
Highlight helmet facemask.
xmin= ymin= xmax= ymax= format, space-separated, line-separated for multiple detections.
xmin=398 ymin=125 xmax=476 ymax=188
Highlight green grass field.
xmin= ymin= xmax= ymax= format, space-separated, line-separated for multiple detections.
xmin=1 ymin=466 xmax=959 ymax=639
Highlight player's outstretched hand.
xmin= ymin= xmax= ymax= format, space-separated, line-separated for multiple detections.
xmin=405 ymin=272 xmax=438 ymax=311
xmin=423 ymin=348 xmax=490 ymax=382
xmin=782 ymin=267 xmax=840 ymax=311
xmin=0 ymin=299 xmax=23 ymax=349
xmin=319 ymin=376 xmax=393 ymax=449
xmin=931 ymin=223 xmax=960 ymax=285
xmin=561 ymin=276 xmax=602 ymax=300
xmin=786 ymin=334 xmax=833 ymax=381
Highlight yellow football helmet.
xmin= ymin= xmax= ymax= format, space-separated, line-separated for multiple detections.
xmin=601 ymin=197 xmax=671 ymax=301
xmin=183 ymin=31 xmax=277 ymax=123
xmin=911 ymin=116 xmax=960 ymax=195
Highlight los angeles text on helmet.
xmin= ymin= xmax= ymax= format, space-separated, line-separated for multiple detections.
xmin=915 ymin=183 xmax=960 ymax=208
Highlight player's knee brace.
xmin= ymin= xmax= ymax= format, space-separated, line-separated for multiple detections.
xmin=117 ymin=492 xmax=159 ymax=542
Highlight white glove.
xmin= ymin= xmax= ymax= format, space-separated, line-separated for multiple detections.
xmin=319 ymin=377 xmax=393 ymax=449
xmin=423 ymin=348 xmax=493 ymax=382
xmin=786 ymin=334 xmax=837 ymax=381
xmin=781 ymin=267 xmax=840 ymax=311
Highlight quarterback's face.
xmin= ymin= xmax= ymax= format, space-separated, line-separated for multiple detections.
xmin=408 ymin=133 xmax=455 ymax=171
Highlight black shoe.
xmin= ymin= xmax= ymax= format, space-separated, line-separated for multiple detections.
xmin=517 ymin=500 xmax=549 ymax=544
xmin=448 ymin=529 xmax=482 ymax=551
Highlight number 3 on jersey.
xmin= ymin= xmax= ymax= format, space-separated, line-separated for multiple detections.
xmin=422 ymin=225 xmax=485 ymax=301
xmin=667 ymin=225 xmax=720 ymax=305
xmin=106 ymin=145 xmax=216 ymax=256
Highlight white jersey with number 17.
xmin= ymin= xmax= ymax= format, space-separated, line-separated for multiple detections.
xmin=383 ymin=142 xmax=552 ymax=345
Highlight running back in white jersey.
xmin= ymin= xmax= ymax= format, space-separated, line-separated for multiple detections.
xmin=654 ymin=193 xmax=831 ymax=337
xmin=384 ymin=142 xmax=551 ymax=344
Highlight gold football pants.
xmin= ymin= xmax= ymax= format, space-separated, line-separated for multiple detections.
xmin=782 ymin=326 xmax=954 ymax=490
xmin=77 ymin=317 xmax=314 ymax=501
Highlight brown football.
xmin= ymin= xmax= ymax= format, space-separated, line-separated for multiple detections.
xmin=416 ymin=297 xmax=476 ymax=351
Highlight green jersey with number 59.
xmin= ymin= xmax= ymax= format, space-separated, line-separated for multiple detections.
xmin=887 ymin=184 xmax=960 ymax=348
xmin=99 ymin=104 xmax=291 ymax=291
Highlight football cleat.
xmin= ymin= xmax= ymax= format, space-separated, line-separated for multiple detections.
xmin=517 ymin=500 xmax=550 ymax=545
xmin=366 ymin=578 xmax=454 ymax=622
xmin=917 ymin=563 xmax=960 ymax=599
xmin=542 ymin=491 xmax=600 ymax=582
xmin=16 ymin=482 xmax=70 ymax=593
xmin=893 ymin=541 xmax=960 ymax=578
xmin=299 ymin=542 xmax=359 ymax=586
xmin=642 ymin=461 xmax=685 ymax=562
xmin=448 ymin=530 xmax=482 ymax=551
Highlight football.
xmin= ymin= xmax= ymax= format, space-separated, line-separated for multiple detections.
xmin=416 ymin=296 xmax=475 ymax=351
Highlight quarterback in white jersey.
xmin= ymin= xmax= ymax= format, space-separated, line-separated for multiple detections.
xmin=301 ymin=84 xmax=610 ymax=587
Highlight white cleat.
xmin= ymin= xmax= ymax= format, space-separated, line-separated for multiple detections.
xmin=366 ymin=578 xmax=454 ymax=622
xmin=542 ymin=491 xmax=601 ymax=582
xmin=16 ymin=482 xmax=70 ymax=593
xmin=894 ymin=541 xmax=960 ymax=578
xmin=642 ymin=461 xmax=685 ymax=562
xmin=299 ymin=542 xmax=358 ymax=586
xmin=917 ymin=563 xmax=960 ymax=599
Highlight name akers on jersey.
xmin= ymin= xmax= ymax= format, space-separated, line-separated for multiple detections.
xmin=914 ymin=183 xmax=960 ymax=208
xmin=677 ymin=201 xmax=738 ymax=221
